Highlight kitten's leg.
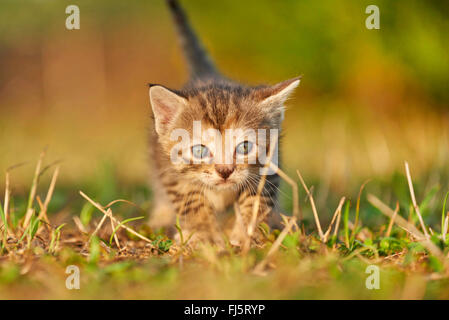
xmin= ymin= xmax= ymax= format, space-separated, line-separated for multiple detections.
xmin=149 ymin=202 xmax=177 ymax=236
xmin=231 ymin=175 xmax=279 ymax=245
xmin=148 ymin=175 xmax=176 ymax=230
xmin=170 ymin=188 xmax=224 ymax=247
xmin=230 ymin=191 xmax=272 ymax=245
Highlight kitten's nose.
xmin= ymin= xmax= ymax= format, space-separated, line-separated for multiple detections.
xmin=215 ymin=165 xmax=235 ymax=180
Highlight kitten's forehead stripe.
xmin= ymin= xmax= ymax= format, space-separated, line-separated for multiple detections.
xmin=177 ymin=81 xmax=280 ymax=132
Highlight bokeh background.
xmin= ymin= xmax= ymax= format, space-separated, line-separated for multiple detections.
xmin=1 ymin=0 xmax=448 ymax=224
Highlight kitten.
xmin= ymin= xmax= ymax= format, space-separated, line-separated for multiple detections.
xmin=148 ymin=0 xmax=300 ymax=246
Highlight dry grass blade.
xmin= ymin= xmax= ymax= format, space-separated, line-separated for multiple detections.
xmin=296 ymin=169 xmax=324 ymax=241
xmin=368 ymin=194 xmax=423 ymax=239
xmin=246 ymin=177 xmax=266 ymax=241
xmin=351 ymin=180 xmax=370 ymax=241
xmin=4 ymin=162 xmax=29 ymax=236
xmin=243 ymin=135 xmax=277 ymax=253
xmin=36 ymin=196 xmax=50 ymax=226
xmin=324 ymin=197 xmax=346 ymax=242
xmin=88 ymin=213 xmax=108 ymax=244
xmin=37 ymin=165 xmax=60 ymax=222
xmin=386 ymin=201 xmax=399 ymax=237
xmin=332 ymin=205 xmax=342 ymax=249
xmin=105 ymin=199 xmax=142 ymax=210
xmin=367 ymin=194 xmax=442 ymax=257
xmin=3 ymin=171 xmax=12 ymax=236
xmin=109 ymin=210 xmax=121 ymax=249
xmin=79 ymin=191 xmax=152 ymax=244
xmin=23 ymin=151 xmax=45 ymax=228
xmin=3 ymin=172 xmax=9 ymax=225
xmin=442 ymin=215 xmax=448 ymax=242
xmin=253 ymin=215 xmax=297 ymax=274
xmin=73 ymin=216 xmax=88 ymax=234
xmin=230 ymin=202 xmax=246 ymax=246
xmin=404 ymin=161 xmax=429 ymax=238
xmin=268 ymin=162 xmax=299 ymax=218
xmin=247 ymin=176 xmax=266 ymax=236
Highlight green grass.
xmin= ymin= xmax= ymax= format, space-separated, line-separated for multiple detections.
xmin=1 ymin=153 xmax=449 ymax=299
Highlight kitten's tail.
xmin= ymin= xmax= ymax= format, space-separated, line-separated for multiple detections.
xmin=166 ymin=0 xmax=219 ymax=80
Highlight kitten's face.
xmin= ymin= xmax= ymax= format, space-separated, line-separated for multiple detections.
xmin=166 ymin=119 xmax=269 ymax=190
xmin=150 ymin=79 xmax=300 ymax=190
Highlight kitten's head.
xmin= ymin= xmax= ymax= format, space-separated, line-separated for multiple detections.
xmin=149 ymin=78 xmax=300 ymax=190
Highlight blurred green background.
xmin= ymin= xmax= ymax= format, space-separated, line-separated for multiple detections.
xmin=0 ymin=0 xmax=448 ymax=222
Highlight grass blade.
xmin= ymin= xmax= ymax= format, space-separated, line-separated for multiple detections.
xmin=404 ymin=161 xmax=429 ymax=238
xmin=109 ymin=216 xmax=144 ymax=245
xmin=343 ymin=200 xmax=350 ymax=248
xmin=441 ymin=191 xmax=449 ymax=234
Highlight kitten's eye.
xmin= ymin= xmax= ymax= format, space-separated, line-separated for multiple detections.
xmin=191 ymin=144 xmax=210 ymax=159
xmin=235 ymin=141 xmax=253 ymax=155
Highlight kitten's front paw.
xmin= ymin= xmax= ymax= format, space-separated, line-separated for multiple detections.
xmin=175 ymin=230 xmax=225 ymax=249
xmin=229 ymin=227 xmax=265 ymax=247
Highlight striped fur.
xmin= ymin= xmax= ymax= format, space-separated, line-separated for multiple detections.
xmin=148 ymin=0 xmax=300 ymax=246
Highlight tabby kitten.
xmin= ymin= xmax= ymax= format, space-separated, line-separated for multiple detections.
xmin=148 ymin=0 xmax=300 ymax=246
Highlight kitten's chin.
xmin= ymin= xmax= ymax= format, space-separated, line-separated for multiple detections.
xmin=208 ymin=180 xmax=237 ymax=190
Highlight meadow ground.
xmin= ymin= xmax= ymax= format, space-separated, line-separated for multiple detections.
xmin=1 ymin=110 xmax=449 ymax=299
xmin=1 ymin=0 xmax=449 ymax=300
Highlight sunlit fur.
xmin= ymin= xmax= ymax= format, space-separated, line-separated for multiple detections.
xmin=161 ymin=82 xmax=281 ymax=185
xmin=149 ymin=79 xmax=298 ymax=245
xmin=148 ymin=1 xmax=299 ymax=245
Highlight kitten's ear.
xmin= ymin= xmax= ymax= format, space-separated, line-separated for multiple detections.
xmin=149 ymin=85 xmax=187 ymax=135
xmin=256 ymin=77 xmax=301 ymax=110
